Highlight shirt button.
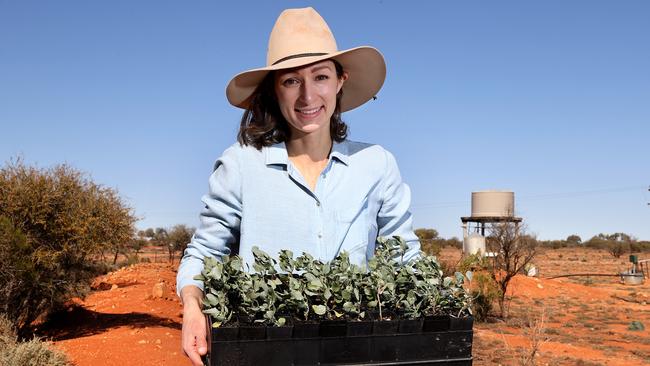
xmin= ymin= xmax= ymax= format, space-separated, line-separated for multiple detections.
xmin=318 ymin=233 xmax=323 ymax=238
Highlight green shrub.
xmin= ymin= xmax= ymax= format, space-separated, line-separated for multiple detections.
xmin=444 ymin=237 xmax=463 ymax=249
xmin=125 ymin=254 xmax=140 ymax=266
xmin=467 ymin=272 xmax=497 ymax=322
xmin=457 ymin=255 xmax=500 ymax=321
xmin=629 ymin=241 xmax=650 ymax=253
xmin=415 ymin=228 xmax=441 ymax=256
xmin=608 ymin=241 xmax=630 ymax=258
xmin=0 ymin=160 xmax=136 ymax=334
xmin=420 ymin=240 xmax=442 ymax=256
xmin=628 ymin=321 xmax=645 ymax=331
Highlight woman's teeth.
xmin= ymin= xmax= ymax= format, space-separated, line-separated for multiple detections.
xmin=297 ymin=107 xmax=321 ymax=115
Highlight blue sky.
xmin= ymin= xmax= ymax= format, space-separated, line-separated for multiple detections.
xmin=1 ymin=0 xmax=649 ymax=241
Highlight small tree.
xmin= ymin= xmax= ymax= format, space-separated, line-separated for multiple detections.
xmin=152 ymin=227 xmax=169 ymax=258
xmin=607 ymin=241 xmax=630 ymax=258
xmin=168 ymin=224 xmax=194 ymax=264
xmin=127 ymin=235 xmax=148 ymax=258
xmin=485 ymin=222 xmax=537 ymax=318
xmin=144 ymin=228 xmax=155 ymax=239
xmin=566 ymin=234 xmax=582 ymax=246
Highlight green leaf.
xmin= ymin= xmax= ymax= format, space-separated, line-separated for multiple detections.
xmin=312 ymin=304 xmax=327 ymax=315
xmin=465 ymin=271 xmax=473 ymax=282
xmin=290 ymin=290 xmax=304 ymax=300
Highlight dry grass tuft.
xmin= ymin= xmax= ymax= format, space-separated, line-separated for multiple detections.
xmin=0 ymin=314 xmax=69 ymax=366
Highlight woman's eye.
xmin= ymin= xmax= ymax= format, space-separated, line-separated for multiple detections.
xmin=282 ymin=78 xmax=299 ymax=87
xmin=315 ymin=74 xmax=329 ymax=81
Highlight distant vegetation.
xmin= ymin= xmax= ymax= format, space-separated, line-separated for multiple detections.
xmin=418 ymin=227 xmax=650 ymax=259
xmin=133 ymin=225 xmax=195 ymax=264
xmin=538 ymin=233 xmax=650 ymax=257
xmin=414 ymin=228 xmax=461 ymax=256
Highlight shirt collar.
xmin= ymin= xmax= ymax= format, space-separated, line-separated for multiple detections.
xmin=265 ymin=142 xmax=289 ymax=166
xmin=264 ymin=140 xmax=350 ymax=166
xmin=330 ymin=140 xmax=350 ymax=166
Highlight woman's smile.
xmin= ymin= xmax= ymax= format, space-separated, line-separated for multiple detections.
xmin=275 ymin=60 xmax=346 ymax=136
xmin=295 ymin=106 xmax=324 ymax=119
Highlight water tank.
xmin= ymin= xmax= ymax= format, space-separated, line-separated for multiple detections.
xmin=471 ymin=191 xmax=515 ymax=218
xmin=463 ymin=233 xmax=486 ymax=255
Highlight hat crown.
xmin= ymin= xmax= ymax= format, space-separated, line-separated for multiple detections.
xmin=266 ymin=7 xmax=338 ymax=66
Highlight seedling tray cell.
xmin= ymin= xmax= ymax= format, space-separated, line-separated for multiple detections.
xmin=208 ymin=318 xmax=473 ymax=366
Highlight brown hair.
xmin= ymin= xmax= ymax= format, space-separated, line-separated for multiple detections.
xmin=237 ymin=60 xmax=348 ymax=150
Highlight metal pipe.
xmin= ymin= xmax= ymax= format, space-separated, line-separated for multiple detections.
xmin=546 ymin=273 xmax=628 ymax=279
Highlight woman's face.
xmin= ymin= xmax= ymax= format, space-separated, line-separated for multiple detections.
xmin=274 ymin=60 xmax=347 ymax=137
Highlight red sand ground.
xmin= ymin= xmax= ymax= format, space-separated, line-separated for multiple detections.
xmin=45 ymin=247 xmax=649 ymax=366
xmin=47 ymin=262 xmax=187 ymax=365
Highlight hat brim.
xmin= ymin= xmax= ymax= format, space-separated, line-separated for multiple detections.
xmin=225 ymin=46 xmax=386 ymax=113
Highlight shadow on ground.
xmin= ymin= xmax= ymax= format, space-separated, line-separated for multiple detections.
xmin=36 ymin=305 xmax=181 ymax=341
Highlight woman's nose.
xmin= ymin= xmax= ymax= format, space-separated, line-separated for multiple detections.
xmin=299 ymin=79 xmax=315 ymax=103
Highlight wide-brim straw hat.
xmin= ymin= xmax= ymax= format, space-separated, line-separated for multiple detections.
xmin=226 ymin=7 xmax=386 ymax=113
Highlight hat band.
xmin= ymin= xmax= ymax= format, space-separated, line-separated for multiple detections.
xmin=271 ymin=52 xmax=328 ymax=66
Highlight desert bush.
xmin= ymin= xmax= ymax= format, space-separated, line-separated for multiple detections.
xmin=538 ymin=240 xmax=566 ymax=249
xmin=415 ymin=228 xmax=442 ymax=256
xmin=415 ymin=228 xmax=462 ymax=254
xmin=0 ymin=314 xmax=15 ymax=348
xmin=584 ymin=236 xmax=609 ymax=250
xmin=1 ymin=338 xmax=70 ymax=366
xmin=584 ymin=233 xmax=639 ymax=257
xmin=420 ymin=240 xmax=442 ymax=256
xmin=125 ymin=254 xmax=141 ymax=266
xmin=439 ymin=259 xmax=458 ymax=278
xmin=0 ymin=159 xmax=136 ymax=334
xmin=457 ymin=254 xmax=500 ymax=321
xmin=566 ymin=234 xmax=582 ymax=246
xmin=607 ymin=241 xmax=629 ymax=258
xmin=467 ymin=269 xmax=500 ymax=322
xmin=444 ymin=237 xmax=463 ymax=249
xmin=629 ymin=241 xmax=650 ymax=253
xmin=0 ymin=314 xmax=69 ymax=366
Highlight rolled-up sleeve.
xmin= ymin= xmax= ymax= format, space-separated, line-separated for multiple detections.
xmin=376 ymin=149 xmax=420 ymax=263
xmin=176 ymin=146 xmax=242 ymax=296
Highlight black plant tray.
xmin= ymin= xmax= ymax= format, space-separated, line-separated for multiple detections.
xmin=205 ymin=316 xmax=473 ymax=366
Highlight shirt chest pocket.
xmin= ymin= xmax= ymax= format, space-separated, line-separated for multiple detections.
xmin=335 ymin=198 xmax=378 ymax=258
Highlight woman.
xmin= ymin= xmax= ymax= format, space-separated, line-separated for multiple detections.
xmin=177 ymin=7 xmax=420 ymax=365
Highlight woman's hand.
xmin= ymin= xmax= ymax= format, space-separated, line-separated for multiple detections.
xmin=181 ymin=286 xmax=208 ymax=366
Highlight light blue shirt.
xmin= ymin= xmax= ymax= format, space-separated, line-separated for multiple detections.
xmin=176 ymin=139 xmax=420 ymax=295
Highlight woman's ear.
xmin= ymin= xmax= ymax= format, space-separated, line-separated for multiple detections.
xmin=337 ymin=72 xmax=349 ymax=94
